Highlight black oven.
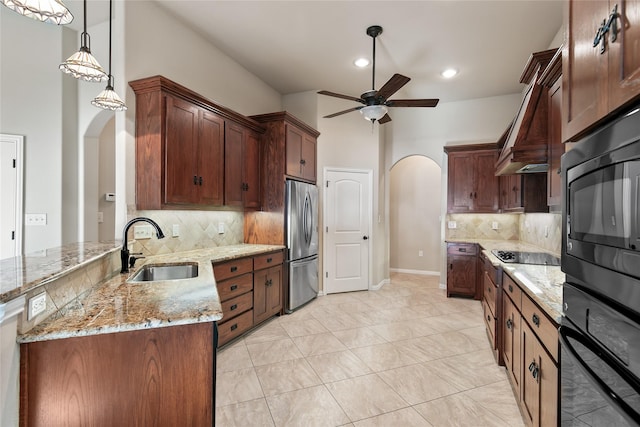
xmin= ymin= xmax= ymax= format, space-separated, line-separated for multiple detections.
xmin=560 ymin=284 xmax=640 ymax=426
xmin=562 ymin=105 xmax=640 ymax=312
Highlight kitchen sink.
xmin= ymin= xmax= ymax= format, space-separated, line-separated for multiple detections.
xmin=128 ymin=263 xmax=198 ymax=282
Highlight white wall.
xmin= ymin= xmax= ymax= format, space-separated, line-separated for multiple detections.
xmin=389 ymin=156 xmax=441 ymax=273
xmin=0 ymin=8 xmax=67 ymax=253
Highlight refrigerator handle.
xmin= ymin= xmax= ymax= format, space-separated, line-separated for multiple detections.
xmin=303 ymin=192 xmax=311 ymax=244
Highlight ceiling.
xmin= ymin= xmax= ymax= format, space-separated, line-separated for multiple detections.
xmin=64 ymin=1 xmax=563 ymax=103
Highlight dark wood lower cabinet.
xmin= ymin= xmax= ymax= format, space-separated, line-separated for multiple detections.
xmin=446 ymin=243 xmax=479 ymax=298
xmin=20 ymin=322 xmax=216 ymax=427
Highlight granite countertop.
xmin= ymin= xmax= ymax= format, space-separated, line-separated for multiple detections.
xmin=0 ymin=241 xmax=121 ymax=303
xmin=18 ymin=244 xmax=284 ymax=344
xmin=446 ymin=238 xmax=564 ymax=323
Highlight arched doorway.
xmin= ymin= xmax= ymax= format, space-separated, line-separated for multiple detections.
xmin=389 ymin=155 xmax=442 ymax=274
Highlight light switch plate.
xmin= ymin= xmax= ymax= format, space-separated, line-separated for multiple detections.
xmin=172 ymin=224 xmax=180 ymax=237
xmin=447 ymin=221 xmax=457 ymax=229
xmin=25 ymin=213 xmax=47 ymax=226
xmin=218 ymin=222 xmax=225 ymax=234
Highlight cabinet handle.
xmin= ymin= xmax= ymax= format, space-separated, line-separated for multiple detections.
xmin=474 ymin=192 xmax=477 ymax=199
xmin=267 ymin=257 xmax=273 ymax=263
xmin=506 ymin=318 xmax=513 ymax=330
xmin=449 ymin=264 xmax=453 ymax=270
xmin=230 ymin=284 xmax=238 ymax=291
xmin=470 ymin=192 xmax=473 ymax=199
xmin=528 ymin=360 xmax=539 ymax=381
xmin=532 ymin=313 xmax=540 ymax=327
xmin=199 ymin=176 xmax=203 ymax=186
xmin=487 ymin=314 xmax=491 ymax=322
xmin=193 ymin=175 xmax=198 ymax=185
xmin=593 ymin=4 xmax=619 ymax=54
xmin=508 ymin=284 xmax=513 ymax=293
xmin=230 ymin=304 xmax=238 ymax=311
xmin=231 ymin=266 xmax=238 ymax=273
xmin=300 ymin=159 xmax=306 ymax=165
xmin=230 ymin=324 xmax=238 ymax=331
xmin=459 ymin=247 xmax=467 ymax=252
xmin=266 ymin=278 xmax=273 ymax=287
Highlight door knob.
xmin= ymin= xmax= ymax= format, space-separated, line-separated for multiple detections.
xmin=363 ymin=235 xmax=369 ymax=240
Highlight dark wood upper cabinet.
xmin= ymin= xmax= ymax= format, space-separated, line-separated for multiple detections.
xmin=129 ymin=75 xmax=264 ymax=210
xmin=225 ymin=123 xmax=261 ymax=209
xmin=563 ymin=0 xmax=640 ymax=142
xmin=285 ymin=123 xmax=317 ymax=182
xmin=499 ymin=174 xmax=548 ymax=213
xmin=445 ymin=144 xmax=500 ymax=213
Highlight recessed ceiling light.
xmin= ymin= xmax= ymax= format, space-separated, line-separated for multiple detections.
xmin=354 ymin=58 xmax=370 ymax=68
xmin=441 ymin=68 xmax=458 ymax=79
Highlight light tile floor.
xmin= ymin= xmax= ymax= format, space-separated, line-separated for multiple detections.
xmin=216 ymin=273 xmax=525 ymax=427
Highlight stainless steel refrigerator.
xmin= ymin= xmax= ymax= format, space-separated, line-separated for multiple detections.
xmin=285 ymin=180 xmax=319 ymax=312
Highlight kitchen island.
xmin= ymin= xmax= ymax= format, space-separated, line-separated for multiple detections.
xmin=13 ymin=243 xmax=283 ymax=427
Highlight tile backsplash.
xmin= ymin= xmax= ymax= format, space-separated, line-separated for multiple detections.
xmin=445 ymin=212 xmax=561 ymax=255
xmin=519 ymin=213 xmax=562 ymax=254
xmin=128 ymin=209 xmax=244 ymax=255
xmin=445 ymin=213 xmax=520 ymax=240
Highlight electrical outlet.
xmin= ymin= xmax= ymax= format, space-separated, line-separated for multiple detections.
xmin=25 ymin=213 xmax=47 ymax=226
xmin=28 ymin=292 xmax=47 ymax=319
xmin=218 ymin=222 xmax=225 ymax=234
xmin=492 ymin=221 xmax=499 ymax=230
xmin=418 ymin=250 xmax=424 ymax=257
xmin=172 ymin=224 xmax=180 ymax=237
xmin=447 ymin=221 xmax=457 ymax=229
xmin=133 ymin=225 xmax=153 ymax=239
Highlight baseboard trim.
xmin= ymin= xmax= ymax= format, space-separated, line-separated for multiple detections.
xmin=389 ymin=268 xmax=440 ymax=276
xmin=370 ymin=278 xmax=389 ymax=291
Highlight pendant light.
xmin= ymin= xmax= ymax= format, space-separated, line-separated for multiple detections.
xmin=1 ymin=0 xmax=73 ymax=25
xmin=59 ymin=0 xmax=107 ymax=82
xmin=91 ymin=0 xmax=126 ymax=111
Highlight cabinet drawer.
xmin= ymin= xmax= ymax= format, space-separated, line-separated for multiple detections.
xmin=254 ymin=251 xmax=283 ymax=271
xmin=483 ymin=256 xmax=500 ymax=284
xmin=218 ymin=309 xmax=253 ymax=346
xmin=217 ymin=273 xmax=253 ymax=302
xmin=447 ymin=243 xmax=478 ymax=256
xmin=483 ymin=270 xmax=498 ymax=316
xmin=213 ymin=257 xmax=253 ymax=281
xmin=482 ymin=299 xmax=496 ymax=348
xmin=522 ymin=295 xmax=559 ymax=362
xmin=503 ymin=274 xmax=522 ymax=311
xmin=221 ymin=291 xmax=253 ymax=322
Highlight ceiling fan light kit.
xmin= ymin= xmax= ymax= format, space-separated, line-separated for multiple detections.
xmin=319 ymin=25 xmax=439 ymax=125
xmin=1 ymin=0 xmax=73 ymax=25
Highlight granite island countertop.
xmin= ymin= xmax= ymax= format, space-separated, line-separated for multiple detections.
xmin=446 ymin=238 xmax=564 ymax=323
xmin=18 ymin=244 xmax=284 ymax=344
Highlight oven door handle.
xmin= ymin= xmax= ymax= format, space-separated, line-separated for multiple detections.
xmin=560 ymin=325 xmax=640 ymax=423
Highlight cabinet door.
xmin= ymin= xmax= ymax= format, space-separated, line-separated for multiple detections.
xmin=300 ymin=133 xmax=317 ymax=182
xmin=473 ymin=151 xmax=499 ymax=212
xmin=502 ymin=292 xmax=521 ymax=395
xmin=446 ymin=254 xmax=477 ymax=297
xmin=547 ymin=78 xmax=563 ymax=207
xmin=521 ymin=320 xmax=539 ymax=426
xmin=243 ymin=131 xmax=261 ymax=209
xmin=253 ymin=265 xmax=282 ymax=324
xmin=165 ymin=95 xmax=198 ymax=204
xmin=609 ymin=0 xmax=640 ymax=113
xmin=198 ymin=110 xmax=224 ymax=205
xmin=563 ymin=0 xmax=610 ymax=141
xmin=447 ymin=152 xmax=475 ymax=213
xmin=225 ymin=123 xmax=245 ymax=207
xmin=285 ymin=124 xmax=303 ymax=178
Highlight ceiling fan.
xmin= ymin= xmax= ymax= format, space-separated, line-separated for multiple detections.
xmin=318 ymin=25 xmax=439 ymax=125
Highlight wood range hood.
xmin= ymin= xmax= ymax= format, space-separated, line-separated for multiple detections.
xmin=496 ymin=48 xmax=558 ymax=176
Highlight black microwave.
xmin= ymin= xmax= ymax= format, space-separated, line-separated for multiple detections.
xmin=562 ymin=105 xmax=640 ymax=314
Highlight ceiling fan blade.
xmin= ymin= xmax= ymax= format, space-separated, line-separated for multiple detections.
xmin=318 ymin=90 xmax=365 ymax=104
xmin=323 ymin=106 xmax=363 ymax=118
xmin=386 ymin=99 xmax=440 ymax=108
xmin=376 ymin=74 xmax=411 ymax=100
xmin=378 ymin=114 xmax=392 ymax=124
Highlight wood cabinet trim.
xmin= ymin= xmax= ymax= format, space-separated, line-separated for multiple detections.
xmin=129 ymin=75 xmax=265 ymax=133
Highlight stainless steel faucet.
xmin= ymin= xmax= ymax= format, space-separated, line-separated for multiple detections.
xmin=121 ymin=217 xmax=165 ymax=273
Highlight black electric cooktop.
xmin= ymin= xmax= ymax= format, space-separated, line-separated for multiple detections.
xmin=491 ymin=250 xmax=560 ymax=266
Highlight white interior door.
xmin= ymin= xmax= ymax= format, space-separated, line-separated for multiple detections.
xmin=0 ymin=134 xmax=23 ymax=260
xmin=324 ymin=169 xmax=372 ymax=294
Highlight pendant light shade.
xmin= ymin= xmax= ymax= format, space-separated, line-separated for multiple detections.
xmin=1 ymin=0 xmax=73 ymax=25
xmin=92 ymin=78 xmax=127 ymax=111
xmin=92 ymin=0 xmax=126 ymax=111
xmin=360 ymin=105 xmax=388 ymax=121
xmin=59 ymin=0 xmax=107 ymax=82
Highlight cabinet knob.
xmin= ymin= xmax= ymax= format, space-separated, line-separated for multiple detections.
xmin=231 ymin=266 xmax=238 ymax=273
xmin=532 ymin=313 xmax=540 ymax=327
xmin=193 ymin=175 xmax=198 ymax=185
xmin=230 ymin=284 xmax=238 ymax=291
xmin=508 ymin=284 xmax=513 ymax=293
xmin=300 ymin=159 xmax=306 ymax=165
xmin=506 ymin=318 xmax=513 ymax=330
xmin=230 ymin=324 xmax=238 ymax=331
xmin=230 ymin=304 xmax=238 ymax=311
xmin=199 ymin=176 xmax=203 ymax=186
